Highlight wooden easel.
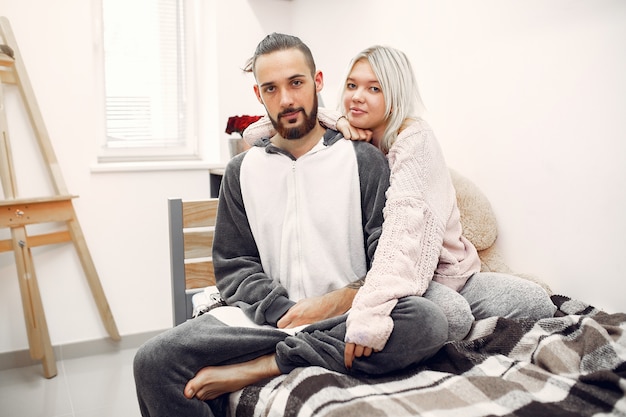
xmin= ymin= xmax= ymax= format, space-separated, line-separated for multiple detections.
xmin=0 ymin=17 xmax=120 ymax=379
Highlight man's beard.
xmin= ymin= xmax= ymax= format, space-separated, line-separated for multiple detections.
xmin=269 ymin=94 xmax=319 ymax=140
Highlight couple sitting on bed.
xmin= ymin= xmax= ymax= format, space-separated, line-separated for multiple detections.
xmin=133 ymin=33 xmax=556 ymax=417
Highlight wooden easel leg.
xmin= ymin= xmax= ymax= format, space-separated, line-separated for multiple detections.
xmin=66 ymin=209 xmax=121 ymax=341
xmin=1 ymin=18 xmax=119 ymax=378
xmin=12 ymin=227 xmax=58 ymax=378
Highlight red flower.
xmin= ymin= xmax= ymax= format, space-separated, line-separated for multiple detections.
xmin=225 ymin=115 xmax=263 ymax=136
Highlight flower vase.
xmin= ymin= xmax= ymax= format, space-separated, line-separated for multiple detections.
xmin=228 ymin=136 xmax=246 ymax=158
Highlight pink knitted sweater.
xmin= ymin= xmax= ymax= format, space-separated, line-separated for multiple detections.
xmin=345 ymin=119 xmax=481 ymax=350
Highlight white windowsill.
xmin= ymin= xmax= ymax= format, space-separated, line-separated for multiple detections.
xmin=90 ymin=160 xmax=226 ymax=173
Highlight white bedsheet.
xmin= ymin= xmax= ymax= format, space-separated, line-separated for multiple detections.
xmin=192 ymin=286 xmax=305 ymax=335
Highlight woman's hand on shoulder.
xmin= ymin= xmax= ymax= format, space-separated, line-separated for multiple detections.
xmin=337 ymin=116 xmax=373 ymax=142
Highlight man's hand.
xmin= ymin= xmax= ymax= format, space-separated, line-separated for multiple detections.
xmin=344 ymin=343 xmax=377 ymax=369
xmin=277 ymin=287 xmax=357 ymax=329
xmin=337 ymin=116 xmax=372 ymax=142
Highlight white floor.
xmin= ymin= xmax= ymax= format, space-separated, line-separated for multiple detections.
xmin=0 ymin=347 xmax=141 ymax=417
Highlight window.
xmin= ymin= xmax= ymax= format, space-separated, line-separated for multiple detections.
xmin=98 ymin=0 xmax=199 ymax=162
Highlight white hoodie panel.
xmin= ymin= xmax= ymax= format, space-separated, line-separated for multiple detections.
xmin=240 ymin=138 xmax=366 ymax=301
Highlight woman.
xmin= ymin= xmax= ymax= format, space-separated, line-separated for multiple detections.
xmin=244 ymin=45 xmax=556 ymax=368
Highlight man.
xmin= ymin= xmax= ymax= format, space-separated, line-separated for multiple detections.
xmin=133 ymin=33 xmax=447 ymax=417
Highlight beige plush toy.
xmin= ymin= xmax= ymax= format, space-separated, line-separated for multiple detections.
xmin=449 ymin=169 xmax=552 ymax=295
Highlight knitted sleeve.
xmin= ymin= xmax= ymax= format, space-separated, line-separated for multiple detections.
xmin=242 ymin=108 xmax=342 ymax=145
xmin=345 ymin=123 xmax=451 ymax=351
xmin=242 ymin=116 xmax=274 ymax=146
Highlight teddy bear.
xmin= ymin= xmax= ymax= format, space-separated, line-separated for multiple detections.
xmin=449 ymin=169 xmax=553 ymax=295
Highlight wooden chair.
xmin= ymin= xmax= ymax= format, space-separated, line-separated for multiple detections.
xmin=168 ymin=198 xmax=218 ymax=326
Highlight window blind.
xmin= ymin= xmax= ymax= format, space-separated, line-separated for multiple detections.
xmin=102 ymin=0 xmax=189 ymax=150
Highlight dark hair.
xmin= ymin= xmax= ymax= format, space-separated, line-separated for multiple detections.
xmin=243 ymin=33 xmax=316 ymax=77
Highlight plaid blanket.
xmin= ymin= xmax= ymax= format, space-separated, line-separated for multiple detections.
xmin=228 ymin=295 xmax=626 ymax=417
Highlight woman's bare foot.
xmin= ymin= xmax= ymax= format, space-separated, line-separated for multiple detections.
xmin=184 ymin=354 xmax=281 ymax=401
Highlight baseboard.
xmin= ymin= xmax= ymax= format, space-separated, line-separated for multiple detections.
xmin=0 ymin=329 xmax=165 ymax=372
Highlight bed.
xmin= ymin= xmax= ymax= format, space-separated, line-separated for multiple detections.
xmin=228 ymin=294 xmax=626 ymax=416
xmin=168 ymin=171 xmax=626 ymax=417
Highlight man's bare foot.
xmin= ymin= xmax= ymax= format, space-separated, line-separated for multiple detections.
xmin=184 ymin=354 xmax=281 ymax=401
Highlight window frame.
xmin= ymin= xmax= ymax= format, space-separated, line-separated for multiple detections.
xmin=94 ymin=0 xmax=203 ymax=163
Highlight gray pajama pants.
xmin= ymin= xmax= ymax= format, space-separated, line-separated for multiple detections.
xmin=134 ymin=295 xmax=448 ymax=417
xmin=424 ymin=271 xmax=557 ymax=341
xmin=134 ymin=272 xmax=556 ymax=417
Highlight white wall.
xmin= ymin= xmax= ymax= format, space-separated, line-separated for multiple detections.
xmin=295 ymin=0 xmax=626 ymax=313
xmin=0 ymin=0 xmax=624 ymax=354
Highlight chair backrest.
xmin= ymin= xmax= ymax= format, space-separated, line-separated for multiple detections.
xmin=169 ymin=198 xmax=218 ymax=326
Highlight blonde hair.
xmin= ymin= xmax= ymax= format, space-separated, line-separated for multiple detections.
xmin=340 ymin=46 xmax=425 ymax=154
